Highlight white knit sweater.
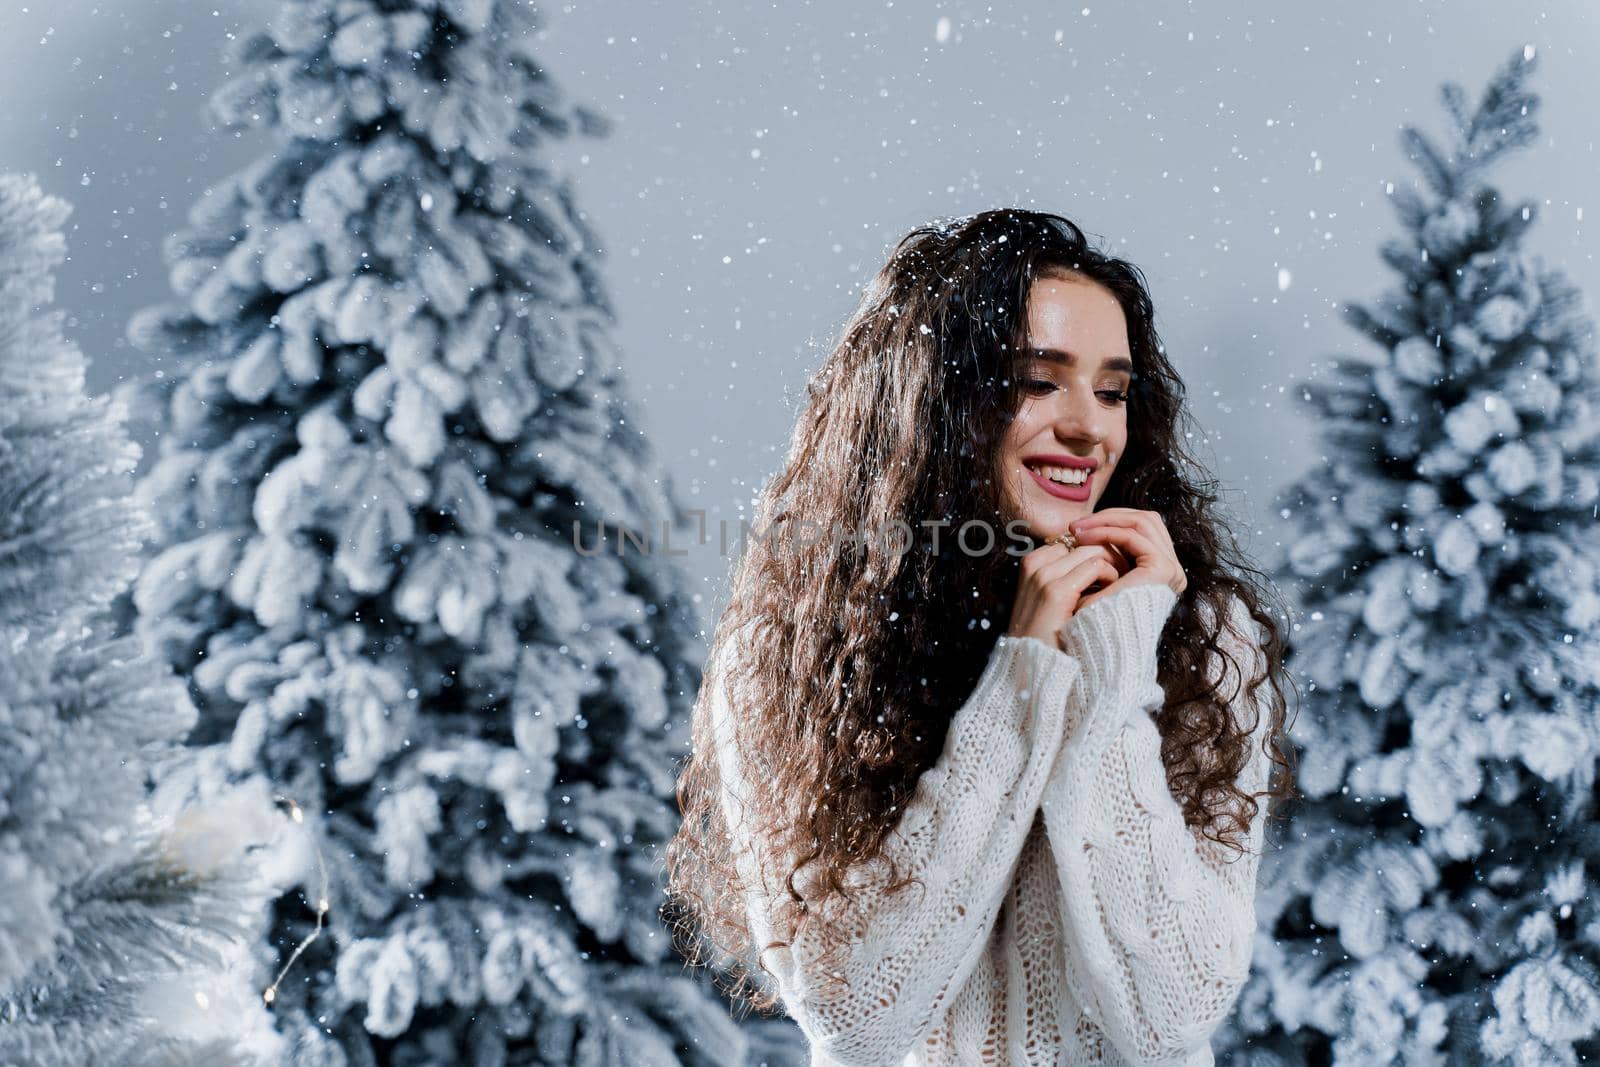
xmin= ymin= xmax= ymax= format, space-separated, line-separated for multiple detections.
xmin=707 ymin=582 xmax=1273 ymax=1067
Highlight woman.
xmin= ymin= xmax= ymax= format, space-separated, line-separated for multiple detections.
xmin=663 ymin=209 xmax=1297 ymax=1066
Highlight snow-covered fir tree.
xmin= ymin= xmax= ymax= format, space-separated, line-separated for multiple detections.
xmin=126 ymin=2 xmax=805 ymax=1064
xmin=1219 ymin=48 xmax=1600 ymax=1065
xmin=0 ymin=173 xmax=267 ymax=1066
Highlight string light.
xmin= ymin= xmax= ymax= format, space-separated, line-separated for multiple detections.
xmin=263 ymin=795 xmax=330 ymax=1007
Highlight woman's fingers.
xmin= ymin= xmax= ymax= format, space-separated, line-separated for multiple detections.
xmin=1020 ymin=539 xmax=1117 ymax=587
xmin=1059 ymin=554 xmax=1120 ymax=596
xmin=1030 ymin=548 xmax=1105 ymax=607
xmin=1073 ymin=581 xmax=1113 ymax=614
xmin=1080 ymin=559 xmax=1122 ymax=597
xmin=1099 ymin=541 xmax=1134 ymax=573
xmin=1069 ymin=511 xmax=1188 ymax=596
xmin=1072 ymin=559 xmax=1139 ymax=613
xmin=1069 ymin=522 xmax=1160 ymax=567
xmin=1007 ymin=541 xmax=1124 ymax=645
xmin=1051 ymin=557 xmax=1121 ymax=646
xmin=1074 ymin=509 xmax=1174 ymax=554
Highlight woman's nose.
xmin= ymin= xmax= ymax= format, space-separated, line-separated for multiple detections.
xmin=1050 ymin=384 xmax=1105 ymax=444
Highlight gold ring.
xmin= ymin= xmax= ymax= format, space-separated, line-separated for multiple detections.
xmin=1052 ymin=532 xmax=1078 ymax=551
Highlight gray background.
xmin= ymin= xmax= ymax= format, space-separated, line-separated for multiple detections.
xmin=3 ymin=1 xmax=1595 ymax=634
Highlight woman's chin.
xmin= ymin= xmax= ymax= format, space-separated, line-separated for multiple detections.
xmin=1023 ymin=504 xmax=1091 ymax=539
xmin=1003 ymin=495 xmax=1095 ymax=544
xmin=1020 ymin=521 xmax=1073 ymax=545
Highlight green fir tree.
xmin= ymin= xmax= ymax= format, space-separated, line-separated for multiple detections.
xmin=1221 ymin=48 xmax=1600 ymax=1066
xmin=125 ymin=2 xmax=805 ymax=1063
xmin=0 ymin=172 xmax=265 ymax=1067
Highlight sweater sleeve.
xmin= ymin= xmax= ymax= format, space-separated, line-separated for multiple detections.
xmin=707 ymin=628 xmax=1083 ymax=1067
xmin=1039 ymin=582 xmax=1273 ymax=1064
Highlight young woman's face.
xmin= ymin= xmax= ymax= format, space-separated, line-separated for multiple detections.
xmin=997 ymin=273 xmax=1133 ymax=540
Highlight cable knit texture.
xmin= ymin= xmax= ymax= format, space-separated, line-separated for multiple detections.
xmin=708 ymin=581 xmax=1272 ymax=1067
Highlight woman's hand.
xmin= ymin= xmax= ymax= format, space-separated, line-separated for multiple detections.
xmin=1006 ymin=540 xmax=1130 ymax=650
xmin=1065 ymin=508 xmax=1187 ymax=613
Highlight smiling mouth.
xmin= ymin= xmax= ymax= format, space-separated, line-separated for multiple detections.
xmin=1023 ymin=462 xmax=1093 ymax=500
xmin=1024 ymin=461 xmax=1091 ymax=487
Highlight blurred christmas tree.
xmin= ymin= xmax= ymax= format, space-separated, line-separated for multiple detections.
xmin=124 ymin=1 xmax=804 ymax=1063
xmin=0 ymin=173 xmax=268 ymax=1066
xmin=1218 ymin=48 xmax=1600 ymax=1065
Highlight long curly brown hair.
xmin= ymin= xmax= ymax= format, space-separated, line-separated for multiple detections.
xmin=662 ymin=208 xmax=1299 ymax=1017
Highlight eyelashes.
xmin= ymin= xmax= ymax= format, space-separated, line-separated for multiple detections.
xmin=1022 ymin=379 xmax=1129 ymax=405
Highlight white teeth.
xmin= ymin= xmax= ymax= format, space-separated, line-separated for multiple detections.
xmin=1030 ymin=463 xmax=1089 ymax=486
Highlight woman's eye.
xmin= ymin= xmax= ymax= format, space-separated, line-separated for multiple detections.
xmin=1021 ymin=377 xmax=1128 ymax=403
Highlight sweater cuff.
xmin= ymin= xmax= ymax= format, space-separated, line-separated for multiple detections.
xmin=983 ymin=632 xmax=1082 ymax=732
xmin=1059 ymin=582 xmax=1178 ymax=750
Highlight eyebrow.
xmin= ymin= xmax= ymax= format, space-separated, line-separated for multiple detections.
xmin=1025 ymin=347 xmax=1134 ymax=375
